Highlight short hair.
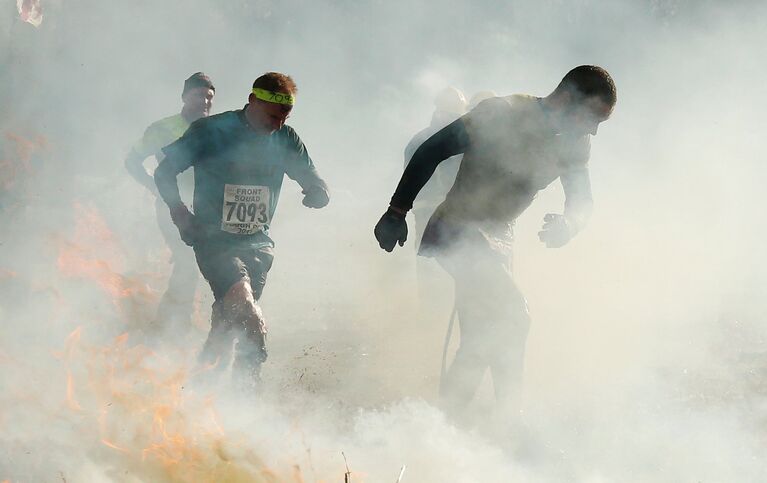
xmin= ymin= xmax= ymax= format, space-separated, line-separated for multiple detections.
xmin=554 ymin=65 xmax=616 ymax=107
xmin=183 ymin=72 xmax=215 ymax=96
xmin=252 ymin=72 xmax=298 ymax=95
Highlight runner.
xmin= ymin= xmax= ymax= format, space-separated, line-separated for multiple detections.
xmin=375 ymin=65 xmax=616 ymax=415
xmin=155 ymin=72 xmax=329 ymax=389
xmin=124 ymin=72 xmax=215 ymax=332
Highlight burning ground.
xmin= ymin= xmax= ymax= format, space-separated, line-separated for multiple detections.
xmin=0 ymin=178 xmax=766 ymax=482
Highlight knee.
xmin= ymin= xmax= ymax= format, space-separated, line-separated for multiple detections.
xmin=222 ymin=279 xmax=256 ymax=318
xmin=222 ymin=279 xmax=266 ymax=332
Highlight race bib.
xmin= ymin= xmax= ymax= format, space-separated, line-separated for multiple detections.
xmin=221 ymin=184 xmax=271 ymax=235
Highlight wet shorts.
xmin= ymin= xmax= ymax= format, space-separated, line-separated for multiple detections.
xmin=194 ymin=243 xmax=274 ymax=301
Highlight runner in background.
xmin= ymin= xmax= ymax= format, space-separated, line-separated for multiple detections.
xmin=124 ymin=72 xmax=215 ymax=334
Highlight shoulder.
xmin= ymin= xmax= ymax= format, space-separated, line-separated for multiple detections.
xmin=468 ymin=96 xmax=509 ymax=116
xmin=473 ymin=94 xmax=536 ymax=113
xmin=462 ymin=95 xmax=518 ymax=137
xmin=506 ymin=94 xmax=538 ymax=107
xmin=153 ymin=113 xmax=185 ymax=128
xmin=182 ymin=111 xmax=244 ymax=146
xmin=275 ymin=124 xmax=305 ymax=148
xmin=501 ymin=94 xmax=543 ymax=120
xmin=279 ymin=124 xmax=299 ymax=138
xmin=136 ymin=114 xmax=186 ymax=155
xmin=162 ymin=112 xmax=237 ymax=157
xmin=190 ymin=110 xmax=240 ymax=132
xmin=464 ymin=95 xmax=526 ymax=125
xmin=142 ymin=114 xmax=179 ymax=138
xmin=144 ymin=113 xmax=172 ymax=129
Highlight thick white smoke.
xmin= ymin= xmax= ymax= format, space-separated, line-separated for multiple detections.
xmin=1 ymin=0 xmax=766 ymax=481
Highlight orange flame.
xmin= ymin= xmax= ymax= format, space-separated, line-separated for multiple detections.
xmin=52 ymin=326 xmax=82 ymax=360
xmin=101 ymin=439 xmax=130 ymax=453
xmin=66 ymin=368 xmax=82 ymax=411
xmin=56 ymin=323 xmax=316 ymax=481
xmin=52 ymin=326 xmax=85 ymax=412
xmin=55 ymin=203 xmax=159 ymax=319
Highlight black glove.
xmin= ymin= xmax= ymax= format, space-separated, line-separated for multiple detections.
xmin=169 ymin=205 xmax=199 ymax=247
xmin=538 ymin=213 xmax=573 ymax=248
xmin=374 ymin=207 xmax=408 ymax=252
xmin=302 ymin=185 xmax=330 ymax=208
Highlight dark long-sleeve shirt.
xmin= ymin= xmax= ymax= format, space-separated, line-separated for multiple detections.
xmin=392 ymin=119 xmax=469 ymax=211
xmin=403 ymin=122 xmax=463 ymax=209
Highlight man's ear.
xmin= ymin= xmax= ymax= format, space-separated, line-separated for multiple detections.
xmin=248 ymin=93 xmax=256 ymax=104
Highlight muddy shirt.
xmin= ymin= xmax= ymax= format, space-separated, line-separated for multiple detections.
xmin=130 ymin=114 xmax=194 ymax=198
xmin=157 ymin=108 xmax=327 ymax=248
xmin=391 ymin=94 xmax=592 ymax=254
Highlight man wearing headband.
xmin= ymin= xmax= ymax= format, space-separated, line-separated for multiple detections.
xmin=124 ymin=72 xmax=215 ymax=335
xmin=375 ymin=66 xmax=616 ymax=418
xmin=155 ymin=72 xmax=329 ymax=390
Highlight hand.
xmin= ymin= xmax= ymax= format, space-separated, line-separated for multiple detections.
xmin=169 ymin=205 xmax=199 ymax=247
xmin=302 ymin=185 xmax=330 ymax=208
xmin=374 ymin=207 xmax=408 ymax=252
xmin=538 ymin=213 xmax=572 ymax=248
